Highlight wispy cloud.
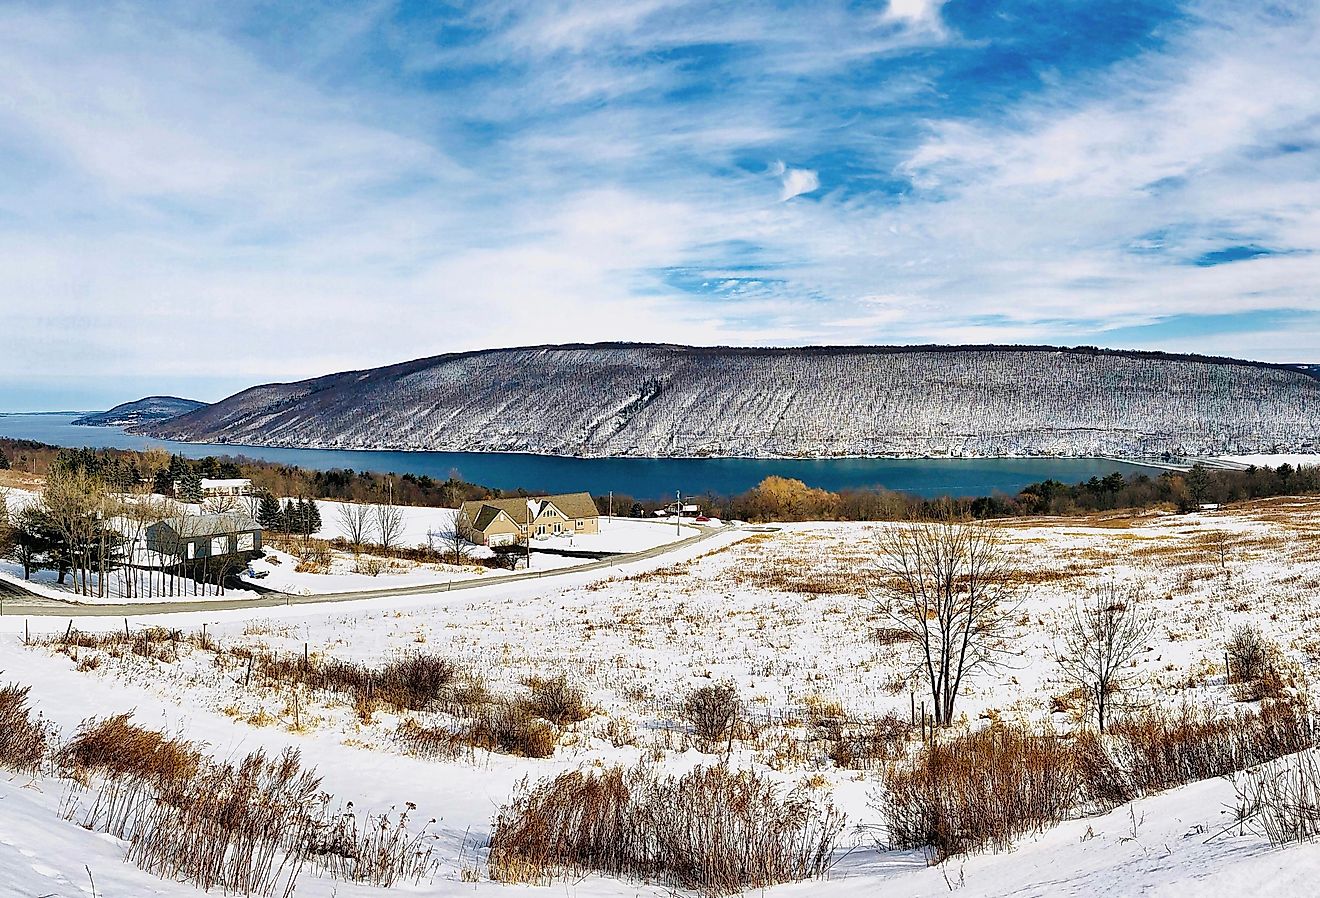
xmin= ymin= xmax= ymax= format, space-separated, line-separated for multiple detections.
xmin=0 ymin=0 xmax=1318 ymax=407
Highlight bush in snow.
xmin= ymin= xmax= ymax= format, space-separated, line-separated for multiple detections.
xmin=682 ymin=681 xmax=741 ymax=747
xmin=488 ymin=761 xmax=845 ymax=896
xmin=0 ymin=681 xmax=47 ymax=774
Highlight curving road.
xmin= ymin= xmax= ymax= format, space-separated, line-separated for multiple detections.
xmin=0 ymin=523 xmax=738 ymax=618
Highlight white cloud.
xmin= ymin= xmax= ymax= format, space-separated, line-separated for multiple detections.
xmin=772 ymin=161 xmax=820 ymax=201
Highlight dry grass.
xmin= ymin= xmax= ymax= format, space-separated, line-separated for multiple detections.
xmin=0 ymin=681 xmax=48 ymax=774
xmin=489 ymin=762 xmax=845 ymax=896
xmin=880 ymin=696 xmax=1316 ymax=862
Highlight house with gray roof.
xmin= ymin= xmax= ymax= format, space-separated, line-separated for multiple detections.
xmin=145 ymin=512 xmax=262 ymax=562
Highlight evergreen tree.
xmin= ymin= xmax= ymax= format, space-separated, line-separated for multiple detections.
xmin=281 ymin=499 xmax=298 ymax=534
xmin=255 ymin=492 xmax=282 ymax=530
xmin=303 ymin=498 xmax=322 ymax=535
xmin=0 ymin=449 xmax=9 ymax=470
xmin=176 ymin=472 xmax=203 ymax=503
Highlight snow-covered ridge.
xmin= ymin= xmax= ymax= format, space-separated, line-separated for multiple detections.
xmin=73 ymin=395 xmax=207 ymax=427
xmin=139 ymin=343 xmax=1320 ymax=459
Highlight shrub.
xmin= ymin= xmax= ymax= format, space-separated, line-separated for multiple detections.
xmin=489 ymin=762 xmax=845 ymax=896
xmin=826 ymin=712 xmax=914 ymax=769
xmin=376 ymin=654 xmax=457 ymax=711
xmin=256 ymin=651 xmax=455 ymax=713
xmin=0 ymin=681 xmax=47 ymax=773
xmin=526 ymin=675 xmax=590 ymax=726
xmin=1228 ymin=624 xmax=1272 ymax=683
xmin=683 ymin=682 xmax=740 ymax=746
xmin=466 ymin=702 xmax=557 ymax=758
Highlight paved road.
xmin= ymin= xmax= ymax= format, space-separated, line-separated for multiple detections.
xmin=0 ymin=524 xmax=737 ymax=618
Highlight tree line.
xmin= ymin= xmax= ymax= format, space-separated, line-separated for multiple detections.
xmin=607 ymin=462 xmax=1320 ymax=523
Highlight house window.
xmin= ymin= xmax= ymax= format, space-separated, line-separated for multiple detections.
xmin=575 ymin=519 xmax=583 ymax=529
xmin=186 ymin=542 xmax=195 ymax=560
xmin=236 ymin=532 xmax=254 ymax=552
xmin=212 ymin=536 xmax=229 ymax=555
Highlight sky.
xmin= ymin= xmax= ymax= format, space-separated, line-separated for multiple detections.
xmin=1 ymin=0 xmax=1319 ymax=410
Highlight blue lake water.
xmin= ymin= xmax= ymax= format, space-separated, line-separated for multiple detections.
xmin=0 ymin=414 xmax=1158 ymax=500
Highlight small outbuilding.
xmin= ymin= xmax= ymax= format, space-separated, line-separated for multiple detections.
xmin=145 ymin=512 xmax=262 ymax=562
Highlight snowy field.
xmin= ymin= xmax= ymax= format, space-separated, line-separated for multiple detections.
xmin=2 ymin=498 xmax=1320 ymax=895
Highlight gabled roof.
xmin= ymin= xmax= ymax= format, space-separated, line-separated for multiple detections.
xmin=541 ymin=491 xmax=599 ymax=519
xmin=459 ymin=492 xmax=599 ymax=533
xmin=151 ymin=512 xmax=260 ymax=537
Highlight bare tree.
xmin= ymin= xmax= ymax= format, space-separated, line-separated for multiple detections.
xmin=374 ymin=501 xmax=404 ymax=555
xmin=438 ymin=508 xmax=476 ymax=566
xmin=1056 ymin=582 xmax=1154 ymax=732
xmin=203 ymin=493 xmax=241 ymax=514
xmin=872 ymin=514 xmax=1022 ymax=727
xmin=337 ymin=502 xmax=376 ymax=550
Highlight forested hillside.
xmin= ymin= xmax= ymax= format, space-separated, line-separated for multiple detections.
xmin=140 ymin=344 xmax=1320 ymax=459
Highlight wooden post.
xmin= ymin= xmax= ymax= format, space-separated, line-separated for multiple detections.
xmin=303 ymin=642 xmax=309 ymax=667
xmin=64 ymin=619 xmax=73 ymax=646
xmin=245 ymin=654 xmax=254 ymax=687
xmin=910 ymin=689 xmax=915 ymax=725
xmin=1225 ymin=650 xmax=1231 ymax=684
xmin=124 ymin=618 xmax=130 ymax=640
xmin=24 ymin=619 xmax=29 ymax=647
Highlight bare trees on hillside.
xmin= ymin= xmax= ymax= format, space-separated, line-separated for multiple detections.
xmin=872 ymin=514 xmax=1022 ymax=728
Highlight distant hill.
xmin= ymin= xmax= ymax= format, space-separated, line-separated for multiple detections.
xmin=74 ymin=396 xmax=208 ymax=428
xmin=139 ymin=343 xmax=1320 ymax=459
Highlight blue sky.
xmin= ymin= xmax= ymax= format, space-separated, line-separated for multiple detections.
xmin=1 ymin=0 xmax=1319 ymax=409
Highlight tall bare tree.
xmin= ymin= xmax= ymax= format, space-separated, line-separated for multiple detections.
xmin=337 ymin=502 xmax=375 ymax=550
xmin=872 ymin=514 xmax=1022 ymax=727
xmin=1056 ymin=582 xmax=1154 ymax=732
xmin=374 ymin=500 xmax=404 ymax=555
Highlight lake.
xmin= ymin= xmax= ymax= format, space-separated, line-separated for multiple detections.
xmin=0 ymin=414 xmax=1159 ymax=500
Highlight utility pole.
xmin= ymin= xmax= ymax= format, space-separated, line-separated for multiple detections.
xmin=675 ymin=489 xmax=682 ymax=536
xmin=608 ymin=491 xmax=613 ymax=521
xmin=525 ymin=499 xmax=532 ymax=569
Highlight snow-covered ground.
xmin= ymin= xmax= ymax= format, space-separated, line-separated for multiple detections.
xmin=2 ymin=498 xmax=1320 ymax=895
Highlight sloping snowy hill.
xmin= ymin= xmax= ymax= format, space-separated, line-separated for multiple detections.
xmin=140 ymin=344 xmax=1320 ymax=458
xmin=73 ymin=395 xmax=207 ymax=427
